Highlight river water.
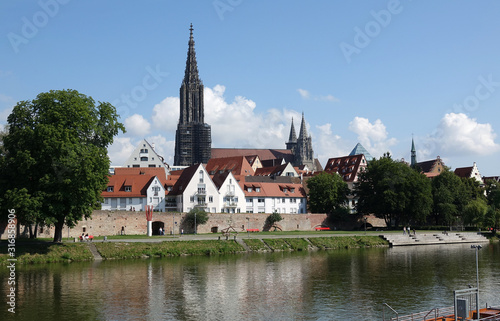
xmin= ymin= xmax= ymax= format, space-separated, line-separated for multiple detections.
xmin=1 ymin=242 xmax=499 ymax=320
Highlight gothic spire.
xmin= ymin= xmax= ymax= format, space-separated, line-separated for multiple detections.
xmin=183 ymin=23 xmax=201 ymax=85
xmin=298 ymin=112 xmax=308 ymax=139
xmin=288 ymin=118 xmax=297 ymax=143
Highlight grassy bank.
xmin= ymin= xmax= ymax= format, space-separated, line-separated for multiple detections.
xmin=0 ymin=236 xmax=389 ymax=265
xmin=0 ymin=241 xmax=94 ymax=265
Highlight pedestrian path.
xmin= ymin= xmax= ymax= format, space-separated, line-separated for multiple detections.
xmin=380 ymin=232 xmax=489 ymax=246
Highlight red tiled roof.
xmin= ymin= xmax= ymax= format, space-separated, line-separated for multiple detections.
xmin=323 ymin=154 xmax=365 ymax=182
xmin=211 ymin=148 xmax=294 ymax=162
xmin=205 ymin=156 xmax=255 ymax=176
xmin=254 ymin=163 xmax=289 ymax=176
xmin=240 ymin=181 xmax=306 ymax=198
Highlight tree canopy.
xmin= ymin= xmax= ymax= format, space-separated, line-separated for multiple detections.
xmin=306 ymin=172 xmax=349 ymax=215
xmin=355 ymin=153 xmax=432 ymax=227
xmin=1 ymin=89 xmax=124 ymax=242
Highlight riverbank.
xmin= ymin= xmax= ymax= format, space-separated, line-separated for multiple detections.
xmin=0 ymin=235 xmax=389 ymax=264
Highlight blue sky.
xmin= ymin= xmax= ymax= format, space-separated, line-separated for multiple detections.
xmin=2 ymin=1 xmax=500 ymax=176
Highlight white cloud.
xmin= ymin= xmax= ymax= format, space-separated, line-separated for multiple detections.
xmin=315 ymin=123 xmax=347 ymax=165
xmin=297 ymin=88 xmax=310 ymax=99
xmin=297 ymin=88 xmax=339 ymax=102
xmin=205 ymin=85 xmax=297 ymax=148
xmin=145 ymin=134 xmax=175 ymax=165
xmin=107 ymin=137 xmax=136 ymax=166
xmin=430 ymin=113 xmax=500 ymax=156
xmin=151 ymin=96 xmax=180 ymax=132
xmin=124 ymin=114 xmax=151 ymax=136
xmin=348 ymin=117 xmax=397 ymax=157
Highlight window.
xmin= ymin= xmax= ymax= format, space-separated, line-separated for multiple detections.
xmin=107 ymin=186 xmax=114 ymax=192
xmin=234 ymin=197 xmax=238 ymax=202
xmin=255 ymin=187 xmax=260 ymax=192
xmin=199 ymin=170 xmax=204 ymax=183
xmin=190 ymin=196 xmax=194 ymax=203
xmin=282 ymin=198 xmax=286 ymax=203
xmin=258 ymin=198 xmax=264 ymax=203
xmin=132 ymin=164 xmax=139 ymax=168
xmin=103 ymin=198 xmax=109 ymax=204
xmin=291 ymin=198 xmax=297 ymax=203
xmin=246 ymin=209 xmax=254 ymax=213
xmin=247 ymin=198 xmax=253 ymax=203
xmin=128 ymin=198 xmax=132 ymax=204
xmin=209 ymin=196 xmax=213 ymax=203
xmin=140 ymin=157 xmax=148 ymax=161
xmin=149 ymin=164 xmax=156 ymax=167
xmin=247 ymin=187 xmax=252 ymax=192
xmin=283 ymin=188 xmax=288 ymax=193
xmin=125 ymin=186 xmax=131 ymax=192
xmin=290 ymin=188 xmax=295 ymax=193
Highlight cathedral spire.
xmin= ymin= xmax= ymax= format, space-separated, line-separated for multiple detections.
xmin=288 ymin=118 xmax=297 ymax=143
xmin=183 ymin=23 xmax=201 ymax=86
xmin=298 ymin=112 xmax=308 ymax=139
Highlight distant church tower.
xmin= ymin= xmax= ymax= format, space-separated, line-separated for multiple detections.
xmin=410 ymin=137 xmax=417 ymax=167
xmin=174 ymin=24 xmax=211 ymax=166
xmin=286 ymin=113 xmax=315 ymax=170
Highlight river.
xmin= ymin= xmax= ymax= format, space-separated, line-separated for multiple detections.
xmin=1 ymin=242 xmax=499 ymax=320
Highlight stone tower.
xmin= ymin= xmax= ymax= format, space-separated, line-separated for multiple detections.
xmin=287 ymin=113 xmax=315 ymax=170
xmin=174 ymin=24 xmax=212 ymax=166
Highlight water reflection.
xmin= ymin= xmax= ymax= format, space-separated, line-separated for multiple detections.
xmin=0 ymin=243 xmax=498 ymax=320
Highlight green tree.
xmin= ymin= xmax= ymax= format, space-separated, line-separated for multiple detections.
xmin=183 ymin=208 xmax=209 ymax=232
xmin=484 ymin=180 xmax=500 ymax=233
xmin=265 ymin=211 xmax=283 ymax=230
xmin=462 ymin=198 xmax=488 ymax=227
xmin=431 ymin=169 xmax=468 ymax=226
xmin=2 ymin=89 xmax=124 ymax=242
xmin=355 ymin=153 xmax=432 ymax=227
xmin=306 ymin=172 xmax=349 ymax=215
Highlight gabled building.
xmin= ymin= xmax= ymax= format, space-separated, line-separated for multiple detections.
xmin=101 ymin=167 xmax=168 ymax=212
xmin=123 ymin=139 xmax=170 ymax=172
xmin=241 ymin=181 xmax=307 ymax=214
xmin=323 ymin=154 xmax=368 ymax=213
xmin=454 ymin=162 xmax=484 ymax=185
xmin=167 ymin=164 xmax=220 ymax=213
xmin=212 ymin=171 xmax=246 ymax=213
xmin=416 ymin=156 xmax=445 ymax=178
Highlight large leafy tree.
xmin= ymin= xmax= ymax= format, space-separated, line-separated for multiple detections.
xmin=306 ymin=172 xmax=349 ymax=215
xmin=2 ymin=89 xmax=124 ymax=242
xmin=431 ymin=169 xmax=468 ymax=226
xmin=355 ymin=153 xmax=432 ymax=227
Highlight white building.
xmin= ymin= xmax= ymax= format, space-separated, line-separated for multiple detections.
xmin=242 ymin=181 xmax=307 ymax=214
xmin=123 ymin=139 xmax=170 ymax=173
xmin=101 ymin=167 xmax=167 ymax=212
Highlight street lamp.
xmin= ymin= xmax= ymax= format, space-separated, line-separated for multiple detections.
xmin=364 ymin=217 xmax=367 ymax=235
xmin=194 ymin=212 xmax=197 ymax=235
xmin=471 ymin=244 xmax=482 ymax=320
xmin=246 ymin=217 xmax=250 ymax=237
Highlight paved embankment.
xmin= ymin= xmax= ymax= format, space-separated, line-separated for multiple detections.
xmin=380 ymin=232 xmax=489 ymax=246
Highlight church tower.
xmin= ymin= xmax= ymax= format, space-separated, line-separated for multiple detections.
xmin=288 ymin=113 xmax=315 ymax=170
xmin=174 ymin=24 xmax=211 ymax=166
xmin=410 ymin=137 xmax=417 ymax=167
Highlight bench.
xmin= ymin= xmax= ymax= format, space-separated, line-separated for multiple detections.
xmin=315 ymin=227 xmax=330 ymax=231
xmin=246 ymin=229 xmax=260 ymax=232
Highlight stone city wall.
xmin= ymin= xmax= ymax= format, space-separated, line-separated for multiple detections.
xmin=0 ymin=211 xmax=328 ymax=239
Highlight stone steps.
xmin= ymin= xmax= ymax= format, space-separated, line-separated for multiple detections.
xmin=380 ymin=232 xmax=489 ymax=246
